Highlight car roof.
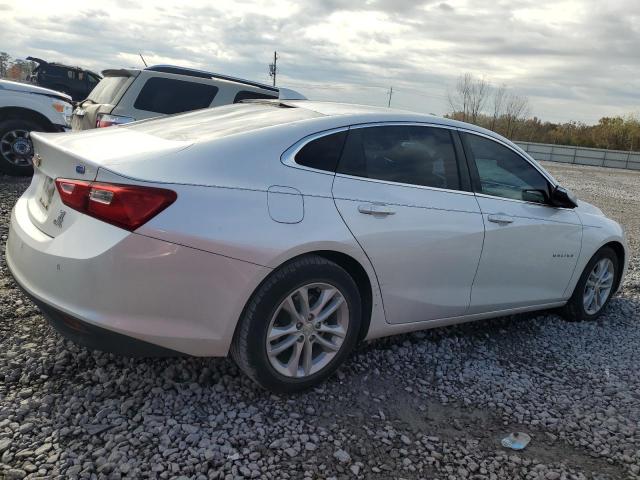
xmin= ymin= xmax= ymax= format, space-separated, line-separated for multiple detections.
xmin=144 ymin=65 xmax=279 ymax=92
xmin=26 ymin=56 xmax=101 ymax=78
xmin=279 ymin=100 xmax=503 ymax=139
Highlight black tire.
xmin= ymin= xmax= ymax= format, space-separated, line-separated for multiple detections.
xmin=0 ymin=118 xmax=46 ymax=176
xmin=231 ymin=255 xmax=362 ymax=393
xmin=561 ymin=246 xmax=619 ymax=322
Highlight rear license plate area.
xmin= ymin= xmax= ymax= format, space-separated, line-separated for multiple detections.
xmin=38 ymin=176 xmax=56 ymax=211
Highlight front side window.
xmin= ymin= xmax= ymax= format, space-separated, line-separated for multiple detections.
xmin=134 ymin=77 xmax=219 ymax=114
xmin=295 ymin=131 xmax=347 ymax=172
xmin=337 ymin=126 xmax=461 ymax=190
xmin=462 ymin=133 xmax=550 ymax=202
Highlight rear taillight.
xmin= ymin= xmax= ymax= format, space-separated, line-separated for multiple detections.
xmin=96 ymin=114 xmax=135 ymax=128
xmin=55 ymin=179 xmax=176 ymax=231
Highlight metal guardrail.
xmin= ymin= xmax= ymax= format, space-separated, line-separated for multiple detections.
xmin=515 ymin=141 xmax=640 ymax=171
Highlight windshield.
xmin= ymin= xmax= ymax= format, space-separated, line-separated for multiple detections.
xmin=88 ymin=75 xmax=133 ymax=104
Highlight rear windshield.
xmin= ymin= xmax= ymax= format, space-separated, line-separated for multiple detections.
xmin=88 ymin=75 xmax=132 ymax=104
xmin=125 ymin=102 xmax=321 ymax=142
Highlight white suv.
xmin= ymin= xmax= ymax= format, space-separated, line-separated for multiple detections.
xmin=71 ymin=65 xmax=304 ymax=131
xmin=0 ymin=79 xmax=73 ymax=176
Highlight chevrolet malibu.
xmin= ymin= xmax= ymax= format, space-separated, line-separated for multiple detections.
xmin=6 ymin=101 xmax=628 ymax=392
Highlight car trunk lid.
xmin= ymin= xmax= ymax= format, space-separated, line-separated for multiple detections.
xmin=26 ymin=129 xmax=191 ymax=237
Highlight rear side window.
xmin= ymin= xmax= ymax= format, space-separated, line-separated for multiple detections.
xmin=134 ymin=77 xmax=218 ymax=114
xmin=337 ymin=126 xmax=461 ymax=190
xmin=234 ymin=90 xmax=278 ymax=103
xmin=295 ymin=131 xmax=348 ymax=172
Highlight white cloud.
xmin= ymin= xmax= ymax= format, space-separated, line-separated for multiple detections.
xmin=2 ymin=0 xmax=639 ymax=123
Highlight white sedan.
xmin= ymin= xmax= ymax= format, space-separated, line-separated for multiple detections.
xmin=6 ymin=101 xmax=628 ymax=392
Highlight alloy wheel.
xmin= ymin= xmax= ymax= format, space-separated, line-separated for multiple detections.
xmin=266 ymin=282 xmax=349 ymax=378
xmin=583 ymin=258 xmax=614 ymax=315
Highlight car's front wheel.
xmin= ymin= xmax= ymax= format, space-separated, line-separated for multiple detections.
xmin=231 ymin=255 xmax=362 ymax=393
xmin=562 ymin=246 xmax=619 ymax=321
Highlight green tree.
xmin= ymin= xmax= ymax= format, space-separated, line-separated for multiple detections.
xmin=0 ymin=52 xmax=11 ymax=78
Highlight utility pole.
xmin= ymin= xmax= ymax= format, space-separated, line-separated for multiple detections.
xmin=387 ymin=86 xmax=393 ymax=107
xmin=268 ymin=51 xmax=278 ymax=87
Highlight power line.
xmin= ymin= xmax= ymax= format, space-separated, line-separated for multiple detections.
xmin=282 ymin=81 xmax=448 ymax=100
xmin=279 ymin=78 xmax=607 ymax=124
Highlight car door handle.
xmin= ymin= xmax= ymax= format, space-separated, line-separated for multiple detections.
xmin=358 ymin=203 xmax=396 ymax=216
xmin=488 ymin=213 xmax=514 ymax=224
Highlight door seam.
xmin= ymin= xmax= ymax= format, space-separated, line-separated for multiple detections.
xmin=467 ymin=194 xmax=486 ymax=313
xmin=330 ymin=173 xmax=390 ymax=324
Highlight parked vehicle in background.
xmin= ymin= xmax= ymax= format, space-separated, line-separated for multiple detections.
xmin=7 ymin=101 xmax=627 ymax=392
xmin=0 ymin=79 xmax=72 ymax=176
xmin=26 ymin=57 xmax=102 ymax=102
xmin=70 ymin=65 xmax=304 ymax=131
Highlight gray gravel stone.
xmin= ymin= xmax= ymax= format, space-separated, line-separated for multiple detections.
xmin=0 ymin=163 xmax=639 ymax=480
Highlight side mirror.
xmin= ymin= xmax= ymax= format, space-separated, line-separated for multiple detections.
xmin=522 ymin=189 xmax=548 ymax=204
xmin=550 ymin=186 xmax=578 ymax=208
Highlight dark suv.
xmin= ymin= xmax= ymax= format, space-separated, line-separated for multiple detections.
xmin=27 ymin=57 xmax=102 ymax=102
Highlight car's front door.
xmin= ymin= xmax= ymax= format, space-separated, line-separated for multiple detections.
xmin=332 ymin=124 xmax=485 ymax=324
xmin=460 ymin=131 xmax=582 ymax=313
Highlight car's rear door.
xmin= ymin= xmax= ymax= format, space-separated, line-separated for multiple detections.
xmin=332 ymin=124 xmax=485 ymax=324
xmin=460 ymin=131 xmax=582 ymax=312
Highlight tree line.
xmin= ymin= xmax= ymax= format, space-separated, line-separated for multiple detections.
xmin=447 ymin=73 xmax=640 ymax=152
xmin=0 ymin=52 xmax=36 ymax=81
xmin=2 ymin=51 xmax=638 ymax=151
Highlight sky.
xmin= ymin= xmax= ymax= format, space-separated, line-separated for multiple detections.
xmin=1 ymin=0 xmax=639 ymax=124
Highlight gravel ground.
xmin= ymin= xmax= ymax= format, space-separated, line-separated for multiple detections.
xmin=0 ymin=162 xmax=639 ymax=480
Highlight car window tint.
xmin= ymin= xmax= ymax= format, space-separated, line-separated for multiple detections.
xmin=134 ymin=77 xmax=219 ymax=115
xmin=233 ymin=90 xmax=278 ymax=103
xmin=463 ymin=133 xmax=549 ymax=202
xmin=295 ymin=131 xmax=347 ymax=172
xmin=88 ymin=76 xmax=131 ymax=104
xmin=337 ymin=126 xmax=460 ymax=190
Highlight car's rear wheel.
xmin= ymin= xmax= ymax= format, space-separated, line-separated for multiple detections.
xmin=0 ymin=118 xmax=44 ymax=176
xmin=562 ymin=246 xmax=619 ymax=321
xmin=231 ymin=255 xmax=362 ymax=393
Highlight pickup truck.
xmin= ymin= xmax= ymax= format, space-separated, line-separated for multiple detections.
xmin=0 ymin=79 xmax=73 ymax=176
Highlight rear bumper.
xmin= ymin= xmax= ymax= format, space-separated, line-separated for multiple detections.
xmin=10 ymin=275 xmax=183 ymax=357
xmin=6 ymin=195 xmax=271 ymax=357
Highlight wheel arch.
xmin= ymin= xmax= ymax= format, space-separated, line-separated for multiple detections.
xmin=0 ymin=107 xmax=57 ymax=132
xmin=234 ymin=249 xmax=375 ymax=345
xmin=602 ymin=240 xmax=626 ymax=293
xmin=310 ymin=250 xmax=373 ymax=342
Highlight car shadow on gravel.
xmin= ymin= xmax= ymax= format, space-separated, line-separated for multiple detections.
xmin=1 ymin=285 xmax=638 ymax=478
